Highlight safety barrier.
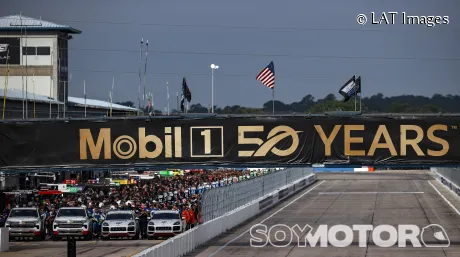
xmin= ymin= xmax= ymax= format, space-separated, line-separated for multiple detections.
xmin=0 ymin=227 xmax=8 ymax=252
xmin=133 ymin=172 xmax=316 ymax=257
xmin=200 ymin=167 xmax=313 ymax=222
xmin=431 ymin=167 xmax=460 ymax=197
xmin=313 ymin=166 xmax=375 ymax=172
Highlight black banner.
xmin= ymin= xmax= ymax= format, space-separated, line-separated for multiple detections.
xmin=297 ymin=179 xmax=306 ymax=188
xmin=440 ymin=177 xmax=460 ymax=196
xmin=0 ymin=37 xmax=20 ymax=65
xmin=1 ymin=116 xmax=460 ymax=169
xmin=259 ymin=195 xmax=273 ymax=210
xmin=278 ymin=188 xmax=288 ymax=199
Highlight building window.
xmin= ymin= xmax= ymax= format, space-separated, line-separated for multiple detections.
xmin=37 ymin=47 xmax=51 ymax=55
xmin=22 ymin=46 xmax=51 ymax=55
xmin=22 ymin=47 xmax=36 ymax=55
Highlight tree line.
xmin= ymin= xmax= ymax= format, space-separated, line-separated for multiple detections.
xmin=116 ymin=93 xmax=460 ymax=114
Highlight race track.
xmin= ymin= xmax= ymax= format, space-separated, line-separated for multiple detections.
xmin=185 ymin=171 xmax=460 ymax=257
xmin=3 ymin=239 xmax=163 ymax=257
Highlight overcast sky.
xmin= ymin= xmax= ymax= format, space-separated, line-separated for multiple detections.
xmin=3 ymin=0 xmax=459 ymax=110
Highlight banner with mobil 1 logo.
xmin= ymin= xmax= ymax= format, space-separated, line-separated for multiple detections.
xmin=2 ymin=116 xmax=460 ymax=169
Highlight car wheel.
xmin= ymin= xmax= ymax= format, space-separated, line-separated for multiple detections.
xmin=147 ymin=236 xmax=153 ymax=240
xmin=102 ymin=236 xmax=109 ymax=241
xmin=52 ymin=236 xmax=59 ymax=241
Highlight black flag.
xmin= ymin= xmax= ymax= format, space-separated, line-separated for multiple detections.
xmin=338 ymin=75 xmax=356 ymax=102
xmin=181 ymin=77 xmax=192 ymax=112
xmin=355 ymin=76 xmax=361 ymax=94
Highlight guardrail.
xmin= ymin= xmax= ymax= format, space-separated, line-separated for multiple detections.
xmin=133 ymin=172 xmax=316 ymax=257
xmin=0 ymin=227 xmax=8 ymax=252
xmin=431 ymin=167 xmax=460 ymax=197
xmin=200 ymin=167 xmax=313 ymax=222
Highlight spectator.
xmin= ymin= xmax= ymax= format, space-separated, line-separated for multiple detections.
xmin=138 ymin=209 xmax=148 ymax=239
xmin=2 ymin=168 xmax=277 ymax=235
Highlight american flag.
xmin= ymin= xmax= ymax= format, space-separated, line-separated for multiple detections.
xmin=256 ymin=61 xmax=275 ymax=89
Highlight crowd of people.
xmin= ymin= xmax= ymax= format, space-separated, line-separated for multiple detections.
xmin=1 ymin=168 xmax=267 ymax=239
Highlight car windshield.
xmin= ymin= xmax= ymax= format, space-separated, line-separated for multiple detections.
xmin=152 ymin=213 xmax=180 ymax=220
xmin=57 ymin=209 xmax=86 ymax=217
xmin=9 ymin=209 xmax=38 ymax=218
xmin=106 ymin=213 xmax=133 ymax=220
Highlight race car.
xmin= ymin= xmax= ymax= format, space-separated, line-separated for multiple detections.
xmin=102 ymin=210 xmax=139 ymax=240
xmin=147 ymin=210 xmax=186 ymax=239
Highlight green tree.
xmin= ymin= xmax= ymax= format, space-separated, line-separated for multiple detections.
xmin=119 ymin=93 xmax=460 ymax=115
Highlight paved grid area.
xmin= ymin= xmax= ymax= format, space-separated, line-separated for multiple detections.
xmin=2 ymin=238 xmax=163 ymax=257
xmin=185 ymin=170 xmax=460 ymax=257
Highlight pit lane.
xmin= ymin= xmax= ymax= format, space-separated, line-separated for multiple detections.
xmin=185 ymin=170 xmax=460 ymax=257
xmin=3 ymin=239 xmax=164 ymax=257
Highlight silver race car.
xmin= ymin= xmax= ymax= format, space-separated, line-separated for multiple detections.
xmin=102 ymin=210 xmax=139 ymax=240
xmin=147 ymin=210 xmax=186 ymax=239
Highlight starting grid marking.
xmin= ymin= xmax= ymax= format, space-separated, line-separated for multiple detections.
xmin=318 ymin=191 xmax=425 ymax=195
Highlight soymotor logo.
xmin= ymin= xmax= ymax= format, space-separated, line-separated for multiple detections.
xmin=250 ymin=224 xmax=450 ymax=248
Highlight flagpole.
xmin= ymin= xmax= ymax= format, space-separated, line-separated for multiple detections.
xmin=272 ymin=87 xmax=275 ymax=115
xmin=50 ymin=80 xmax=53 ymax=118
xmin=354 ymin=89 xmax=357 ymax=112
xmin=143 ymin=40 xmax=149 ymax=110
xmin=110 ymin=77 xmax=114 ymax=117
xmin=2 ymin=50 xmax=9 ymax=120
xmin=25 ymin=18 xmax=28 ymax=119
xmin=20 ymin=13 xmax=25 ymax=119
xmin=49 ymin=49 xmax=53 ymax=118
xmin=57 ymin=57 xmax=61 ymax=118
xmin=33 ymin=74 xmax=36 ymax=118
xmin=107 ymin=92 xmax=110 ymax=116
xmin=147 ymin=92 xmax=151 ymax=114
xmin=166 ymin=81 xmax=170 ymax=115
xmin=176 ymin=92 xmax=179 ymax=112
xmin=152 ymin=92 xmax=155 ymax=115
xmin=138 ymin=38 xmax=143 ymax=116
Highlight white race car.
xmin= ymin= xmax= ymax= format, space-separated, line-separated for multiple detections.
xmin=147 ymin=210 xmax=186 ymax=239
xmin=102 ymin=210 xmax=139 ymax=240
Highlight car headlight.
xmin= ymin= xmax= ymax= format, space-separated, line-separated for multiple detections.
xmin=5 ymin=221 xmax=10 ymax=227
xmin=128 ymin=222 xmax=135 ymax=226
xmin=148 ymin=221 xmax=154 ymax=225
xmin=102 ymin=222 xmax=109 ymax=226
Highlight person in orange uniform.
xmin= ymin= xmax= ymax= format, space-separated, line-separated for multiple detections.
xmin=181 ymin=205 xmax=190 ymax=230
xmin=188 ymin=206 xmax=196 ymax=229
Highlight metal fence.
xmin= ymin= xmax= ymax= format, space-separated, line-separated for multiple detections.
xmin=434 ymin=167 xmax=460 ymax=187
xmin=200 ymin=167 xmax=313 ymax=222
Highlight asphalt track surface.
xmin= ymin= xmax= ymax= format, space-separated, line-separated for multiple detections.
xmin=4 ymin=170 xmax=460 ymax=257
xmin=186 ymin=171 xmax=460 ymax=257
xmin=4 ymin=239 xmax=164 ymax=257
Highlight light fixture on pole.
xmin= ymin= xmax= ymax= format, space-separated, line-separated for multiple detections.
xmin=210 ymin=64 xmax=219 ymax=113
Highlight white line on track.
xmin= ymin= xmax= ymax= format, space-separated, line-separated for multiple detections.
xmin=428 ymin=181 xmax=460 ymax=216
xmin=318 ymin=191 xmax=424 ymax=195
xmin=207 ymin=180 xmax=326 ymax=257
